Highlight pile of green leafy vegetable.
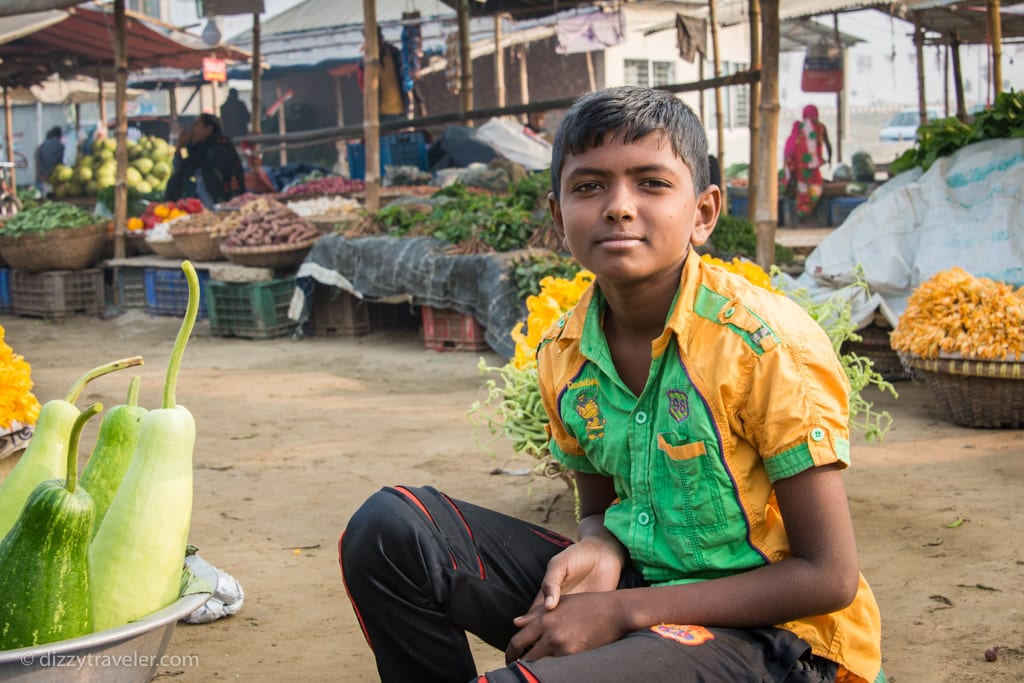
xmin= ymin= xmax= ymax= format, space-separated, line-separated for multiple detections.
xmin=0 ymin=202 xmax=103 ymax=237
xmin=707 ymin=214 xmax=794 ymax=264
xmin=374 ymin=171 xmax=554 ymax=252
xmin=890 ymin=89 xmax=1024 ymax=176
xmin=512 ymin=252 xmax=583 ymax=300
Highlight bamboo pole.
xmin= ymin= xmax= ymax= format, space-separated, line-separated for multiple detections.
xmin=709 ymin=0 xmax=726 ymax=213
xmin=275 ymin=81 xmax=288 ymax=164
xmin=97 ymin=67 xmax=106 ymax=133
xmin=833 ymin=13 xmax=844 ymax=164
xmin=458 ymin=0 xmax=473 ymax=115
xmin=519 ymin=46 xmax=529 ymax=119
xmin=495 ymin=14 xmax=506 ymax=109
xmin=951 ymin=31 xmax=967 ymax=121
xmin=252 ymin=12 xmax=262 ymax=134
xmin=747 ymin=0 xmax=760 ymax=220
xmin=754 ymin=0 xmax=779 ymax=270
xmin=362 ymin=0 xmax=380 ymax=212
xmin=987 ymin=0 xmax=1003 ymax=97
xmin=113 ymin=0 xmax=128 ymax=261
xmin=168 ymin=86 xmax=179 ymax=140
xmin=914 ymin=13 xmax=927 ymax=128
xmin=3 ymin=86 xmax=14 ymax=190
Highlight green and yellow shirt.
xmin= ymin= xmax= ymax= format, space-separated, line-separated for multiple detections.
xmin=536 ymin=251 xmax=883 ymax=683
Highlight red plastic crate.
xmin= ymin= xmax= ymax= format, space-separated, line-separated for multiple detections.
xmin=421 ymin=306 xmax=490 ymax=352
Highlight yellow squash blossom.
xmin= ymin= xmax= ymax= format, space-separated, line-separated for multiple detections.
xmin=891 ymin=267 xmax=1024 ymax=360
xmin=0 ymin=325 xmax=41 ymax=429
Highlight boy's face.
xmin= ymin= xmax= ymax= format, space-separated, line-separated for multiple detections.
xmin=550 ymin=130 xmax=719 ymax=285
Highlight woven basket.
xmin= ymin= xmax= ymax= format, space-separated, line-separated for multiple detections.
xmin=841 ymin=324 xmax=909 ymax=382
xmin=907 ymin=355 xmax=1024 ymax=429
xmin=220 ymin=237 xmax=318 ymax=270
xmin=171 ymin=229 xmax=225 ymax=262
xmin=0 ymin=222 xmax=109 ymax=273
xmin=146 ymin=238 xmax=186 ymax=260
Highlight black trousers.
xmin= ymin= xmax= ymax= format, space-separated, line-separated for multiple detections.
xmin=339 ymin=485 xmax=837 ymax=683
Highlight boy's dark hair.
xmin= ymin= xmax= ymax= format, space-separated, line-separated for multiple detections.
xmin=550 ymin=86 xmax=710 ymax=199
xmin=46 ymin=126 xmax=62 ymax=139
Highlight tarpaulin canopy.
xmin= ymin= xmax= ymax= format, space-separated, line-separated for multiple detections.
xmin=7 ymin=74 xmax=143 ymax=105
xmin=0 ymin=3 xmax=250 ymax=87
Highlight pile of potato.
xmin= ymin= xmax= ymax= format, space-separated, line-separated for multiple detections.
xmin=221 ymin=203 xmax=321 ymax=248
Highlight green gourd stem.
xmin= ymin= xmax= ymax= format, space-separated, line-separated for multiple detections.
xmin=125 ymin=375 xmax=141 ymax=408
xmin=66 ymin=403 xmax=102 ymax=494
xmin=64 ymin=357 xmax=145 ymax=404
xmin=163 ymin=261 xmax=199 ymax=410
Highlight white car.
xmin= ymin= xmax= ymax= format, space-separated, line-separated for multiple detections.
xmin=879 ymin=109 xmax=940 ymax=142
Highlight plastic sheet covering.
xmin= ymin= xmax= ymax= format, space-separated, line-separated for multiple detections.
xmin=787 ymin=137 xmax=1024 ymax=330
xmin=292 ymin=235 xmax=528 ymax=358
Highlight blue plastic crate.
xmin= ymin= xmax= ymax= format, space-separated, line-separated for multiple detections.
xmin=346 ymin=132 xmax=429 ymax=180
xmin=829 ymin=196 xmax=868 ymax=226
xmin=144 ymin=268 xmax=209 ymax=318
xmin=0 ymin=268 xmax=9 ymax=314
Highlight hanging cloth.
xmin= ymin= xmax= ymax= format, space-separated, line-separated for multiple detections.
xmin=675 ymin=14 xmax=707 ymax=63
xmin=555 ymin=9 xmax=626 ymax=55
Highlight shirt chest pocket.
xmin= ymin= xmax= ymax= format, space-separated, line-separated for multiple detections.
xmin=656 ymin=433 xmax=730 ymax=532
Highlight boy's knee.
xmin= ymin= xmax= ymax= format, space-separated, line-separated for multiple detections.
xmin=340 ymin=486 xmax=435 ymax=580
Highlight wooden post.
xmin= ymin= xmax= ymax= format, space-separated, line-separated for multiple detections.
xmin=698 ymin=54 xmax=705 ymax=122
xmin=754 ymin=0 xmax=780 ymax=271
xmin=113 ymin=0 xmax=128 ymax=261
xmin=708 ymin=0 xmax=726 ymax=214
xmin=520 ymin=45 xmax=528 ymax=113
xmin=168 ymin=86 xmax=180 ymax=140
xmin=950 ymin=31 xmax=967 ymax=121
xmin=3 ymin=86 xmax=14 ymax=189
xmin=987 ymin=0 xmax=1003 ymax=97
xmin=747 ymin=0 xmax=760 ymax=220
xmin=97 ymin=67 xmax=107 ymax=133
xmin=494 ymin=14 xmax=506 ymax=109
xmin=252 ymin=12 xmax=262 ymax=135
xmin=275 ymin=81 xmax=288 ymax=165
xmin=362 ymin=0 xmax=380 ymax=212
xmin=833 ymin=13 xmax=844 ymax=164
xmin=458 ymin=0 xmax=473 ymax=115
xmin=943 ymin=43 xmax=950 ymax=118
xmin=914 ymin=13 xmax=927 ymax=128
xmin=586 ymin=51 xmax=596 ymax=91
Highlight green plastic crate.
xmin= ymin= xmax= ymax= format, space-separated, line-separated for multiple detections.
xmin=205 ymin=277 xmax=297 ymax=339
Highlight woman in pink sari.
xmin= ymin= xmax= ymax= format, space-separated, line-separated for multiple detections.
xmin=783 ymin=105 xmax=832 ymax=221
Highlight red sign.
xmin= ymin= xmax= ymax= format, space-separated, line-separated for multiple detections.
xmin=203 ymin=57 xmax=227 ymax=83
xmin=266 ymin=88 xmax=294 ymax=117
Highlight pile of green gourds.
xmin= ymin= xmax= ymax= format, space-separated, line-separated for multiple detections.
xmin=0 ymin=262 xmax=202 ymax=651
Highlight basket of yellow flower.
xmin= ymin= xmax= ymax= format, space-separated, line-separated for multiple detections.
xmin=891 ymin=267 xmax=1024 ymax=429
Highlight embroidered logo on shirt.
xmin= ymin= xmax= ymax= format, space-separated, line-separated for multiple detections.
xmin=574 ymin=392 xmax=605 ymax=440
xmin=667 ymin=389 xmax=690 ymax=422
xmin=568 ymin=378 xmax=599 ymax=390
xmin=650 ymin=624 xmax=715 ymax=646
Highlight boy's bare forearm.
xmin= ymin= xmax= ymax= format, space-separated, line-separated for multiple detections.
xmin=606 ymin=554 xmax=856 ymax=633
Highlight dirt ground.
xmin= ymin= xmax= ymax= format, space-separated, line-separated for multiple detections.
xmin=1 ymin=309 xmax=1022 ymax=683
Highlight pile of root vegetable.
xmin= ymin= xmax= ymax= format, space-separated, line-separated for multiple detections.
xmin=221 ymin=198 xmax=321 ymax=248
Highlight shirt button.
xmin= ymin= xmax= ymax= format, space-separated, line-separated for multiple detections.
xmin=634 ymin=411 xmax=648 ymax=424
xmin=724 ymin=307 xmax=735 ymax=318
xmin=637 ymin=512 xmax=651 ymax=526
xmin=810 ymin=427 xmax=826 ymax=442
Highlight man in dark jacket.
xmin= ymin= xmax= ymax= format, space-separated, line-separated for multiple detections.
xmin=35 ymin=126 xmax=65 ymax=195
xmin=165 ymin=114 xmax=245 ymax=207
xmin=220 ymin=88 xmax=251 ymax=139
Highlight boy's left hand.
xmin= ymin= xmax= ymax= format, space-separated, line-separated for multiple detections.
xmin=505 ymin=591 xmax=627 ymax=663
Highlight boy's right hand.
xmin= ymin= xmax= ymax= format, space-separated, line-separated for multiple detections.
xmin=526 ymin=535 xmax=625 ymax=613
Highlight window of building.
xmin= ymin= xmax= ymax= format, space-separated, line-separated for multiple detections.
xmin=624 ymin=59 xmax=650 ymax=87
xmin=704 ymin=61 xmax=750 ymax=130
xmin=653 ymin=61 xmax=675 ymax=86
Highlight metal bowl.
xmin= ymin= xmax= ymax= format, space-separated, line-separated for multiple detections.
xmin=0 ymin=554 xmax=217 ymax=682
